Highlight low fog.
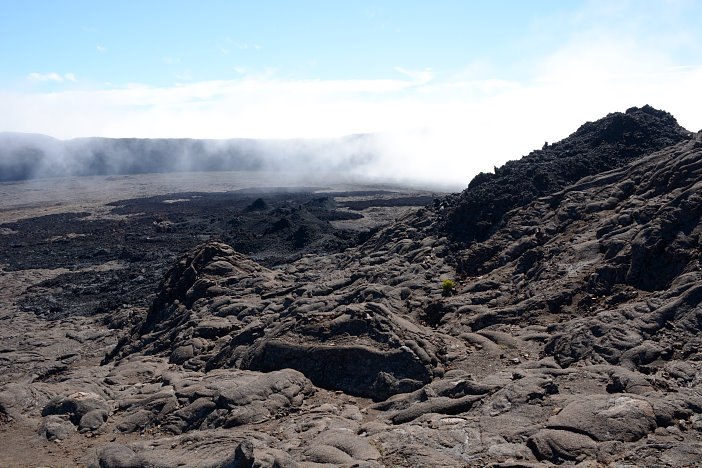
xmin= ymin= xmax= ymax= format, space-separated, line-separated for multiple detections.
xmin=0 ymin=132 xmax=468 ymax=192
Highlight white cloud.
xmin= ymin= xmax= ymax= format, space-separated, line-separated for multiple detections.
xmin=27 ymin=72 xmax=64 ymax=82
xmin=26 ymin=72 xmax=77 ymax=83
xmin=394 ymin=67 xmax=433 ymax=84
xmin=162 ymin=56 xmax=181 ymax=64
xmin=96 ymin=45 xmax=107 ymax=52
xmin=5 ymin=6 xmax=702 ymax=188
xmin=5 ymin=53 xmax=700 ymax=189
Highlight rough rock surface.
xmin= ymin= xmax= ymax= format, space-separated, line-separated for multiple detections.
xmin=2 ymin=106 xmax=702 ymax=467
xmin=442 ymin=105 xmax=691 ymax=245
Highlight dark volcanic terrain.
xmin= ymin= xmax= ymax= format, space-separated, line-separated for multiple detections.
xmin=1 ymin=106 xmax=702 ymax=467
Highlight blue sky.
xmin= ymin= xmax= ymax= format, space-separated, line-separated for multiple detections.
xmin=1 ymin=1 xmax=573 ymax=85
xmin=1 ymin=0 xmax=701 ymax=185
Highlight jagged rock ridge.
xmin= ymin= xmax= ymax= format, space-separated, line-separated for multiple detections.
xmin=442 ymin=105 xmax=691 ymax=245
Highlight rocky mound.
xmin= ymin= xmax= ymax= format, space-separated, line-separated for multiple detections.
xmin=112 ymin=240 xmax=452 ymax=401
xmin=442 ymin=105 xmax=691 ymax=244
xmin=105 ymin=117 xmax=702 ymax=466
xmin=2 ymin=108 xmax=701 ymax=467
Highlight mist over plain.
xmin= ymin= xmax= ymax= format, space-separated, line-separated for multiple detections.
xmin=0 ymin=131 xmax=473 ymax=192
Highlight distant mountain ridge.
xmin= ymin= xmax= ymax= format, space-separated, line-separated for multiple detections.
xmin=0 ymin=132 xmax=378 ymax=182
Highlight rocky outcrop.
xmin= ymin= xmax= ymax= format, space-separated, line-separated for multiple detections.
xmin=442 ymin=105 xmax=691 ymax=245
xmin=115 ymin=240 xmax=451 ymax=401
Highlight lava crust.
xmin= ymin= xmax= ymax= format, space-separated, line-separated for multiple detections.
xmin=2 ymin=107 xmax=702 ymax=467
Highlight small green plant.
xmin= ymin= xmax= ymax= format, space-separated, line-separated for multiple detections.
xmin=442 ymin=279 xmax=454 ymax=296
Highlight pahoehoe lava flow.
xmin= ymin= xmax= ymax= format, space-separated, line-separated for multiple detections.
xmin=1 ymin=105 xmax=702 ymax=467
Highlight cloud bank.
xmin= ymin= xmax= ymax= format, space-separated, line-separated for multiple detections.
xmin=2 ymin=3 xmax=701 ymax=188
